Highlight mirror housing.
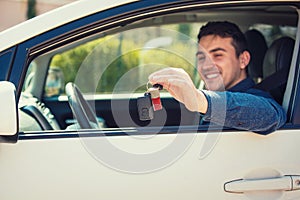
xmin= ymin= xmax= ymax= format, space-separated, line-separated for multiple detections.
xmin=0 ymin=81 xmax=18 ymax=141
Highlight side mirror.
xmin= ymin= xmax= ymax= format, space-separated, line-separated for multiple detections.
xmin=0 ymin=81 xmax=18 ymax=138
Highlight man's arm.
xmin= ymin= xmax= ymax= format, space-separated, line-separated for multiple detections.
xmin=201 ymin=90 xmax=287 ymax=134
xmin=149 ymin=67 xmax=286 ymax=134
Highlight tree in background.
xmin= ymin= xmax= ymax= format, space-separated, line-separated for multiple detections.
xmin=178 ymin=24 xmax=191 ymax=40
xmin=27 ymin=0 xmax=36 ymax=19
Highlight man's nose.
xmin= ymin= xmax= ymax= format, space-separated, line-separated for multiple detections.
xmin=199 ymin=61 xmax=215 ymax=70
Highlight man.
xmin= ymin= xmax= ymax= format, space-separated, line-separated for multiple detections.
xmin=148 ymin=21 xmax=286 ymax=134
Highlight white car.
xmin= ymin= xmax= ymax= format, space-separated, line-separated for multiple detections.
xmin=0 ymin=0 xmax=300 ymax=199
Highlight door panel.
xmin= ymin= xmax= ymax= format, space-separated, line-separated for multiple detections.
xmin=0 ymin=130 xmax=299 ymax=200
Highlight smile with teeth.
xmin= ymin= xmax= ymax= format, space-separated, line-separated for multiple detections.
xmin=205 ymin=73 xmax=219 ymax=79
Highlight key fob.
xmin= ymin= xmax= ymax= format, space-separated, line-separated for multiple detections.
xmin=148 ymin=87 xmax=162 ymax=111
xmin=137 ymin=93 xmax=154 ymax=121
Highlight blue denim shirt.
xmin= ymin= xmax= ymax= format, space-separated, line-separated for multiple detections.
xmin=201 ymin=78 xmax=287 ymax=135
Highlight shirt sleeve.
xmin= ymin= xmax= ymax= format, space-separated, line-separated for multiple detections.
xmin=200 ymin=90 xmax=287 ymax=135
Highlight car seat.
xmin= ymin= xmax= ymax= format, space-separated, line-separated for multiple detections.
xmin=255 ymin=36 xmax=295 ymax=104
xmin=245 ymin=29 xmax=268 ymax=83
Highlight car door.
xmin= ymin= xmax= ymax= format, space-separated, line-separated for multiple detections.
xmin=1 ymin=1 xmax=300 ymax=200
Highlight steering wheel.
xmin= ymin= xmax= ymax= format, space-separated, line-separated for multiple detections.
xmin=65 ymin=82 xmax=99 ymax=129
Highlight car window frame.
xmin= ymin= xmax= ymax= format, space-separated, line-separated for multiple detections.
xmin=14 ymin=1 xmax=300 ymax=134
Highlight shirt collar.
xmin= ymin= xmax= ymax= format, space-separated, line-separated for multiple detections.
xmin=228 ymin=77 xmax=255 ymax=92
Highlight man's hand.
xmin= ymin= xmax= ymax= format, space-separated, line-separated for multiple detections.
xmin=148 ymin=68 xmax=208 ymax=113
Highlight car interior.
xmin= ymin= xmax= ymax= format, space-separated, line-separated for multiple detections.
xmin=18 ymin=4 xmax=298 ymax=133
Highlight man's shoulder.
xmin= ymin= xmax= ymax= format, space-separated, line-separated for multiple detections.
xmin=245 ymin=87 xmax=273 ymax=99
xmin=230 ymin=77 xmax=274 ymax=99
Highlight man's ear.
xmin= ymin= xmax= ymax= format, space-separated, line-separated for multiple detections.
xmin=239 ymin=51 xmax=251 ymax=69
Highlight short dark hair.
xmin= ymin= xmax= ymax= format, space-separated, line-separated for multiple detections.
xmin=197 ymin=21 xmax=248 ymax=58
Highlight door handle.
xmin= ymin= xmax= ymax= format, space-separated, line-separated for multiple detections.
xmin=224 ymin=175 xmax=300 ymax=193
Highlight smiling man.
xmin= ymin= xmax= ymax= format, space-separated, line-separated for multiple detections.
xmin=149 ymin=21 xmax=286 ymax=134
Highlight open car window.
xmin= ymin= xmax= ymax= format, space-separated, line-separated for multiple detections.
xmin=44 ymin=24 xmax=203 ymax=98
xmin=20 ymin=4 xmax=298 ymax=132
xmin=42 ymin=22 xmax=297 ymax=98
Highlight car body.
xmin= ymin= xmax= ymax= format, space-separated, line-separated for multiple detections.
xmin=0 ymin=0 xmax=300 ymax=199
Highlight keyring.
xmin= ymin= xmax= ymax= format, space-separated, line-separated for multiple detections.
xmin=146 ymin=81 xmax=151 ymax=90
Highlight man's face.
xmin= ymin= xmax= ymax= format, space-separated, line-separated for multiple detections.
xmin=197 ymin=35 xmax=247 ymax=91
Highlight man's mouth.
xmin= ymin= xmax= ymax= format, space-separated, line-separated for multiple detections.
xmin=205 ymin=73 xmax=220 ymax=79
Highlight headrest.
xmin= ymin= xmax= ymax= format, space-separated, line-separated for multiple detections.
xmin=245 ymin=29 xmax=268 ymax=79
xmin=255 ymin=36 xmax=295 ymax=104
xmin=263 ymin=37 xmax=294 ymax=78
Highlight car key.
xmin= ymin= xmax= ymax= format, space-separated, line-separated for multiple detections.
xmin=137 ymin=83 xmax=163 ymax=121
xmin=137 ymin=93 xmax=154 ymax=121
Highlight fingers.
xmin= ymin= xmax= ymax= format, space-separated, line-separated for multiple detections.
xmin=148 ymin=67 xmax=196 ymax=102
xmin=148 ymin=68 xmax=190 ymax=87
xmin=149 ymin=68 xmax=186 ymax=80
xmin=148 ymin=67 xmax=209 ymax=113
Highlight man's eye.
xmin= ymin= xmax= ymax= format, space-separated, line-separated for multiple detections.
xmin=197 ymin=55 xmax=206 ymax=63
xmin=198 ymin=57 xmax=205 ymax=62
xmin=198 ymin=58 xmax=206 ymax=66
xmin=214 ymin=54 xmax=222 ymax=57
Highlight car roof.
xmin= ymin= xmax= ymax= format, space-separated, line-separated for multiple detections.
xmin=0 ymin=0 xmax=138 ymax=52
